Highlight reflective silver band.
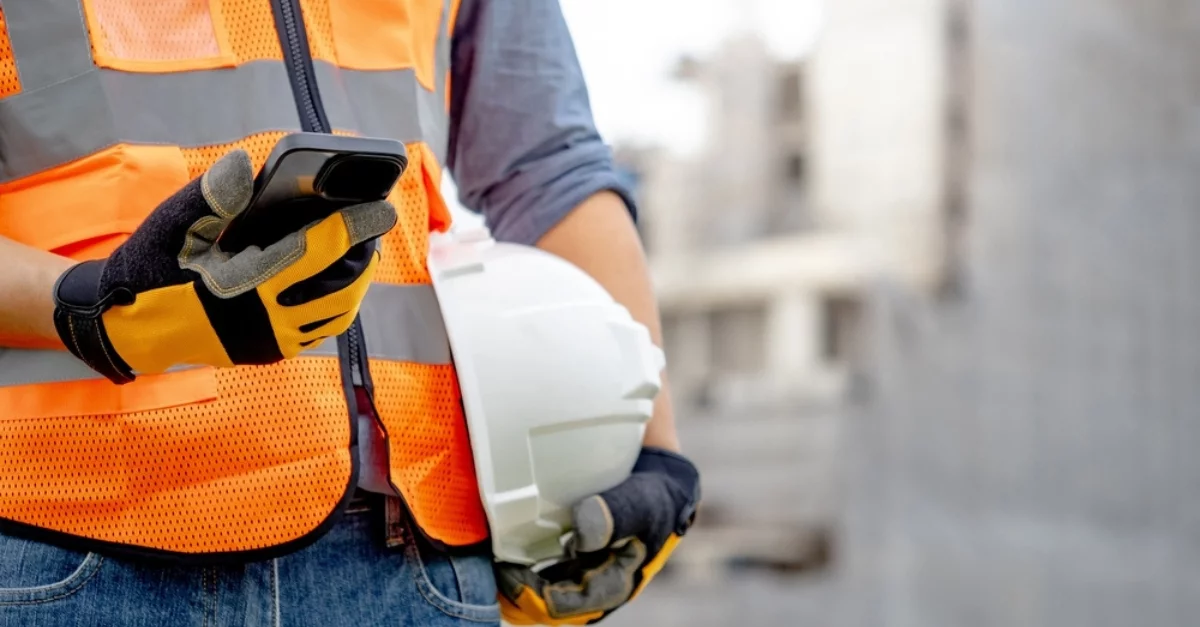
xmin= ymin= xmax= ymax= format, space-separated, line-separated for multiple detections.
xmin=0 ymin=284 xmax=450 ymax=388
xmin=0 ymin=349 xmax=207 ymax=386
xmin=0 ymin=62 xmax=303 ymax=181
xmin=317 ymin=64 xmax=450 ymax=163
xmin=0 ymin=63 xmax=449 ymax=183
xmin=0 ymin=345 xmax=101 ymax=386
xmin=5 ymin=0 xmax=94 ymax=91
xmin=435 ymin=0 xmax=452 ymax=97
xmin=433 ymin=0 xmax=453 ymax=156
xmin=361 ymin=283 xmax=452 ymax=364
xmin=0 ymin=1 xmax=452 ymax=183
xmin=304 ymin=283 xmax=451 ymax=365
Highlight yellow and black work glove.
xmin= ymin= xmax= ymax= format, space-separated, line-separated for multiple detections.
xmin=52 ymin=149 xmax=397 ymax=384
xmin=497 ymin=447 xmax=701 ymax=625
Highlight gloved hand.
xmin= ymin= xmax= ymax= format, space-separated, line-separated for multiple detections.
xmin=52 ymin=148 xmax=397 ymax=384
xmin=497 ymin=447 xmax=701 ymax=625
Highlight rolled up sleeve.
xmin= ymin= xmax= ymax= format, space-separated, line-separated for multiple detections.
xmin=446 ymin=0 xmax=637 ymax=246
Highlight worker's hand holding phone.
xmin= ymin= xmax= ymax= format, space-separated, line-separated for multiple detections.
xmin=218 ymin=133 xmax=408 ymax=253
xmin=52 ymin=134 xmax=405 ymax=384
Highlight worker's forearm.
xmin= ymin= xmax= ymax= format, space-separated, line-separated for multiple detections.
xmin=0 ymin=236 xmax=73 ymax=348
xmin=535 ymin=191 xmax=681 ymax=452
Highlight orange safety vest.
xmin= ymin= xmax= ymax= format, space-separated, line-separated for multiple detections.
xmin=0 ymin=0 xmax=488 ymax=562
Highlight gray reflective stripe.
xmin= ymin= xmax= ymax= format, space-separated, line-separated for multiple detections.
xmin=303 ymin=336 xmax=340 ymax=358
xmin=0 ymin=71 xmax=113 ymax=182
xmin=302 ymin=284 xmax=450 ymax=364
xmin=0 ymin=350 xmax=206 ymax=387
xmin=0 ymin=4 xmax=450 ymax=183
xmin=0 ymin=284 xmax=448 ymax=386
xmin=320 ymin=65 xmax=449 ymax=161
xmin=5 ymin=0 xmax=93 ymax=91
xmin=434 ymin=0 xmax=452 ymax=98
xmin=0 ymin=62 xmax=303 ymax=182
xmin=413 ymin=69 xmax=450 ymax=163
xmin=0 ymin=62 xmax=449 ymax=183
xmin=0 ymin=347 xmax=102 ymax=386
xmin=103 ymin=63 xmax=302 ymax=146
xmin=359 ymin=283 xmax=452 ymax=364
xmin=430 ymin=0 xmax=452 ymax=158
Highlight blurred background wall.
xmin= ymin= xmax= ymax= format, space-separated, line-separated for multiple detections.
xmin=452 ymin=0 xmax=1200 ymax=624
xmin=834 ymin=1 xmax=1200 ymax=625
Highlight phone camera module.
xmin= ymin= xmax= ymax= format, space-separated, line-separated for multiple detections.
xmin=316 ymin=155 xmax=402 ymax=202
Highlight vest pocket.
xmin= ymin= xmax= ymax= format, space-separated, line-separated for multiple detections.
xmin=0 ymin=144 xmax=193 ymax=261
xmin=328 ymin=0 xmax=443 ymax=88
xmin=0 ymin=363 xmax=218 ymax=421
xmin=80 ymin=0 xmax=235 ymax=72
xmin=0 ymin=142 xmax=217 ymax=417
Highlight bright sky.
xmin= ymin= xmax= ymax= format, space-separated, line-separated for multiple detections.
xmin=446 ymin=0 xmax=824 ymax=218
xmin=560 ymin=0 xmax=823 ymax=155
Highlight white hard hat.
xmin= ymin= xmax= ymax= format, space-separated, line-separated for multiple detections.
xmin=428 ymin=226 xmax=664 ymax=566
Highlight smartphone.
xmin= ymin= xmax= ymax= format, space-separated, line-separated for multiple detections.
xmin=217 ymin=133 xmax=408 ymax=253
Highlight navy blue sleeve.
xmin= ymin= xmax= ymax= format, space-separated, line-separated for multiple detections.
xmin=445 ymin=0 xmax=637 ymax=245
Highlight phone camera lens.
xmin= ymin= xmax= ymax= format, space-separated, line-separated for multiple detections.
xmin=317 ymin=156 xmax=402 ymax=201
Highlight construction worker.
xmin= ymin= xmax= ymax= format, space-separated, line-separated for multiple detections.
xmin=0 ymin=1 xmax=700 ymax=626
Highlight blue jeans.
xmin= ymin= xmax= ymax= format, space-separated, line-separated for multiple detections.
xmin=0 ymin=492 xmax=500 ymax=627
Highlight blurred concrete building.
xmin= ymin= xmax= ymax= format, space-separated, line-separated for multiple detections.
xmin=610 ymin=0 xmax=1200 ymax=626
xmin=614 ymin=0 xmax=961 ymax=580
xmin=628 ymin=37 xmax=866 ymax=413
xmin=614 ymin=36 xmax=858 ymax=581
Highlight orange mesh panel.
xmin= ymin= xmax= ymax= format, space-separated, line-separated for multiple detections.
xmin=180 ymin=131 xmax=289 ymax=178
xmin=221 ymin=0 xmax=283 ymax=61
xmin=298 ymin=0 xmax=336 ymax=63
xmin=82 ymin=0 xmax=234 ymax=71
xmin=371 ymin=360 xmax=488 ymax=545
xmin=0 ymin=8 xmax=20 ymax=98
xmin=87 ymin=0 xmax=221 ymax=60
xmin=0 ymin=358 xmax=352 ymax=554
xmin=376 ymin=143 xmax=442 ymax=285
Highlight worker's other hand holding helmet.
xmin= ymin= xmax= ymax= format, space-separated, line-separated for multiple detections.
xmin=496 ymin=447 xmax=700 ymax=625
xmin=52 ymin=149 xmax=397 ymax=384
xmin=428 ymin=231 xmax=700 ymax=623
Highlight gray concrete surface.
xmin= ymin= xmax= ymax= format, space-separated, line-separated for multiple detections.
xmin=831 ymin=0 xmax=1200 ymax=625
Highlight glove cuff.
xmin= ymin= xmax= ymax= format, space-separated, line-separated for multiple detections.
xmin=53 ymin=261 xmax=137 ymax=385
xmin=636 ymin=447 xmax=701 ymax=536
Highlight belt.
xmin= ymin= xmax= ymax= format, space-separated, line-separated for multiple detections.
xmin=346 ymin=488 xmax=409 ymax=548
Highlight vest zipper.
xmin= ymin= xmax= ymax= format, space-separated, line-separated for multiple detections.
xmin=271 ymin=0 xmax=330 ymax=134
xmin=269 ymin=0 xmax=369 ymax=458
xmin=268 ymin=4 xmax=469 ymax=552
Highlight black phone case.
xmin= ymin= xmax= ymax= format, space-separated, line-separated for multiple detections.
xmin=218 ymin=133 xmax=408 ymax=253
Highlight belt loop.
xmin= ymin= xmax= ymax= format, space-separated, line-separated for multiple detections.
xmin=384 ymin=495 xmax=406 ymax=548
